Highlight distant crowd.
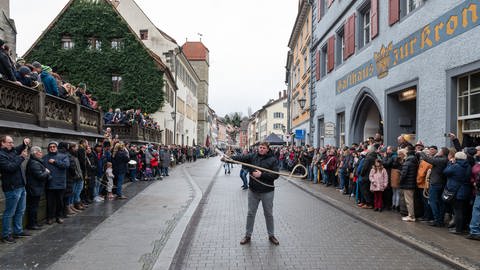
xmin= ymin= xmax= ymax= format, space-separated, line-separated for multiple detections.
xmin=103 ymin=108 xmax=160 ymax=130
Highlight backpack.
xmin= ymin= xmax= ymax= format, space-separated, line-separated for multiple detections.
xmin=416 ymin=160 xmax=433 ymax=188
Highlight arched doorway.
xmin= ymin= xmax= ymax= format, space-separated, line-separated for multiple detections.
xmin=350 ymin=89 xmax=383 ymax=144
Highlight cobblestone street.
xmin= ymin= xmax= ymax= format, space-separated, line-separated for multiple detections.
xmin=170 ymin=158 xmax=453 ymax=270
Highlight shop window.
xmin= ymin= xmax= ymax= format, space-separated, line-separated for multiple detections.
xmin=318 ymin=118 xmax=325 ymax=147
xmin=458 ymin=70 xmax=480 ymax=132
xmin=337 ymin=112 xmax=346 ymax=146
xmin=273 ymin=123 xmax=283 ymax=130
xmin=61 ymin=36 xmax=74 ymax=50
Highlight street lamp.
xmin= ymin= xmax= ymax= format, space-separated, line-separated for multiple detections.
xmin=171 ymin=111 xmax=176 ymax=145
xmin=170 ymin=111 xmax=176 ymax=120
xmin=298 ymin=96 xmax=306 ymax=110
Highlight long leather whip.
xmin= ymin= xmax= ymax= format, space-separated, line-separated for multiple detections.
xmin=221 ymin=155 xmax=308 ymax=188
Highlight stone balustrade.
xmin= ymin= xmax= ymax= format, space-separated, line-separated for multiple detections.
xmin=105 ymin=124 xmax=163 ymax=144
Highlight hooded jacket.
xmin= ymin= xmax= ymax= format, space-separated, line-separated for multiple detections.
xmin=443 ymin=159 xmax=472 ymax=200
xmin=231 ymin=150 xmax=279 ymax=193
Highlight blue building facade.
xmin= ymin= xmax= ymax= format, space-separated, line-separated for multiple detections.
xmin=310 ymin=0 xmax=480 ymax=147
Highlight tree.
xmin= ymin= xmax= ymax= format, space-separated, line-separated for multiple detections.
xmin=223 ymin=112 xmax=243 ymax=145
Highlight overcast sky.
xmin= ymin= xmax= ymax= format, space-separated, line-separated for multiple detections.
xmin=11 ymin=0 xmax=298 ymax=117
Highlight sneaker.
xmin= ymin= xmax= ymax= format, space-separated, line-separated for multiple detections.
xmin=240 ymin=236 xmax=251 ymax=245
xmin=268 ymin=235 xmax=280 ymax=245
xmin=117 ymin=195 xmax=128 ymax=200
xmin=93 ymin=197 xmax=103 ymax=202
xmin=402 ymin=216 xmax=416 ymax=222
xmin=13 ymin=232 xmax=31 ymax=238
xmin=2 ymin=235 xmax=16 ymax=244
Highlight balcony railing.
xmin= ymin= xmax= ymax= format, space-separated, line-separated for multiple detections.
xmin=105 ymin=124 xmax=163 ymax=143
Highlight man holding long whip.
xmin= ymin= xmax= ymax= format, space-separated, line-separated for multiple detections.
xmin=222 ymin=142 xmax=280 ymax=245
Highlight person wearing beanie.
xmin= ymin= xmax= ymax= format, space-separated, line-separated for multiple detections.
xmin=443 ymin=150 xmax=472 ymax=234
xmin=43 ymin=140 xmax=69 ymax=224
xmin=38 ymin=64 xmax=59 ymax=97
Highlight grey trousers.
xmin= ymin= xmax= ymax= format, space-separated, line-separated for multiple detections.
xmin=246 ymin=190 xmax=274 ymax=237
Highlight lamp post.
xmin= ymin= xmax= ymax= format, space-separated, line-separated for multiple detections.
xmin=298 ymin=96 xmax=306 ymax=110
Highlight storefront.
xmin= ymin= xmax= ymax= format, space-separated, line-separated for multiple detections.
xmin=312 ymin=0 xmax=480 ymax=147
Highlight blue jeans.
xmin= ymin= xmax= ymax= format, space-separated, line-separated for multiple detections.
xmin=116 ymin=173 xmax=125 ymax=196
xmin=240 ymin=169 xmax=248 ymax=188
xmin=429 ymin=184 xmax=445 ymax=225
xmin=306 ymin=164 xmax=312 ymax=181
xmin=469 ymin=194 xmax=480 ymax=235
xmin=129 ymin=169 xmax=137 ymax=182
xmin=72 ymin=180 xmax=83 ymax=204
xmin=321 ymin=169 xmax=327 ymax=184
xmin=93 ymin=176 xmax=102 ymax=198
xmin=313 ymin=166 xmax=318 ymax=184
xmin=161 ymin=167 xmax=169 ymax=176
xmin=2 ymin=187 xmax=26 ymax=237
xmin=339 ymin=169 xmax=347 ymax=189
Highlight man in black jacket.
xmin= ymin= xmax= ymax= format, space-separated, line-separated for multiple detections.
xmin=360 ymin=146 xmax=377 ymax=209
xmin=0 ymin=135 xmax=30 ymax=243
xmin=225 ymin=142 xmax=280 ymax=245
xmin=26 ymin=146 xmax=51 ymax=230
xmin=0 ymin=39 xmax=19 ymax=83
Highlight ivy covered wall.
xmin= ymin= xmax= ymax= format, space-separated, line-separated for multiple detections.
xmin=24 ymin=0 xmax=164 ymax=113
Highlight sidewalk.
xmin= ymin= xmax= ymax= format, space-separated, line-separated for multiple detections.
xmin=285 ymin=177 xmax=480 ymax=270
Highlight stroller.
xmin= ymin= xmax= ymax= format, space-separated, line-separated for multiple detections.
xmin=143 ymin=167 xmax=155 ymax=181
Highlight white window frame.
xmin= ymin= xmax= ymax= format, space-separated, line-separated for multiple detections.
xmin=457 ymin=70 xmax=480 ymax=133
xmin=363 ymin=9 xmax=371 ymax=47
xmin=112 ymin=75 xmax=122 ymax=93
xmin=61 ymin=36 xmax=74 ymax=50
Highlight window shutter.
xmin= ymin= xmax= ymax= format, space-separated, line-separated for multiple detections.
xmin=318 ymin=0 xmax=322 ymax=22
xmin=327 ymin=36 xmax=335 ymax=72
xmin=371 ymin=0 xmax=379 ymax=39
xmin=389 ymin=0 xmax=400 ymax=26
xmin=315 ymin=50 xmax=321 ymax=80
xmin=328 ymin=0 xmax=334 ymax=7
xmin=345 ymin=13 xmax=356 ymax=59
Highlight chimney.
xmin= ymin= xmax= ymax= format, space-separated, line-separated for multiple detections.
xmin=278 ymin=91 xmax=281 ymax=99
xmin=111 ymin=0 xmax=120 ymax=8
xmin=283 ymin=90 xmax=287 ymax=98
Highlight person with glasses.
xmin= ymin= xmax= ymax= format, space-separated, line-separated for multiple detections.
xmin=0 ymin=135 xmax=31 ymax=243
xmin=26 ymin=146 xmax=51 ymax=230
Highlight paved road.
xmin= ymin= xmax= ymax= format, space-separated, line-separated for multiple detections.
xmin=170 ymin=157 xmax=452 ymax=270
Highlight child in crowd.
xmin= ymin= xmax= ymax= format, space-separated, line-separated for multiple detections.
xmin=105 ymin=162 xmax=115 ymax=200
xmin=370 ymin=159 xmax=388 ymax=212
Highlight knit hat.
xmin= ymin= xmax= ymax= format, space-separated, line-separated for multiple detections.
xmin=32 ymin=61 xmax=42 ymax=69
xmin=454 ymin=151 xmax=467 ymax=160
xmin=18 ymin=66 xmax=32 ymax=76
xmin=47 ymin=141 xmax=58 ymax=147
xmin=78 ymin=82 xmax=86 ymax=89
xmin=42 ymin=65 xmax=52 ymax=73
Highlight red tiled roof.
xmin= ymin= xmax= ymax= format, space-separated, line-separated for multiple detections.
xmin=182 ymin=41 xmax=209 ymax=61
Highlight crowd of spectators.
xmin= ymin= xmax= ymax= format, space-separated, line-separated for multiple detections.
xmin=268 ymin=133 xmax=479 ymax=241
xmin=103 ymin=108 xmax=159 ymax=130
xmin=0 ymin=38 xmax=98 ymax=110
xmin=0 ymin=129 xmax=212 ymax=244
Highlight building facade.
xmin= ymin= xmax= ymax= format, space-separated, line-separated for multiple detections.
xmin=0 ymin=0 xmax=16 ymax=58
xmin=182 ymin=41 xmax=211 ymax=147
xmin=116 ymin=0 xmax=199 ymax=146
xmin=311 ymin=0 xmax=480 ymax=148
xmin=287 ymin=0 xmax=313 ymax=146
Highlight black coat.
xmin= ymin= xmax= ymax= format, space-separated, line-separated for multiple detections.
xmin=232 ymin=151 xmax=279 ymax=193
xmin=360 ymin=152 xmax=377 ymax=180
xmin=400 ymin=155 xmax=419 ymax=190
xmin=26 ymin=155 xmax=50 ymax=197
xmin=0 ymin=143 xmax=27 ymax=192
xmin=0 ymin=49 xmax=16 ymax=81
xmin=419 ymin=152 xmax=448 ymax=186
xmin=113 ymin=149 xmax=130 ymax=176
